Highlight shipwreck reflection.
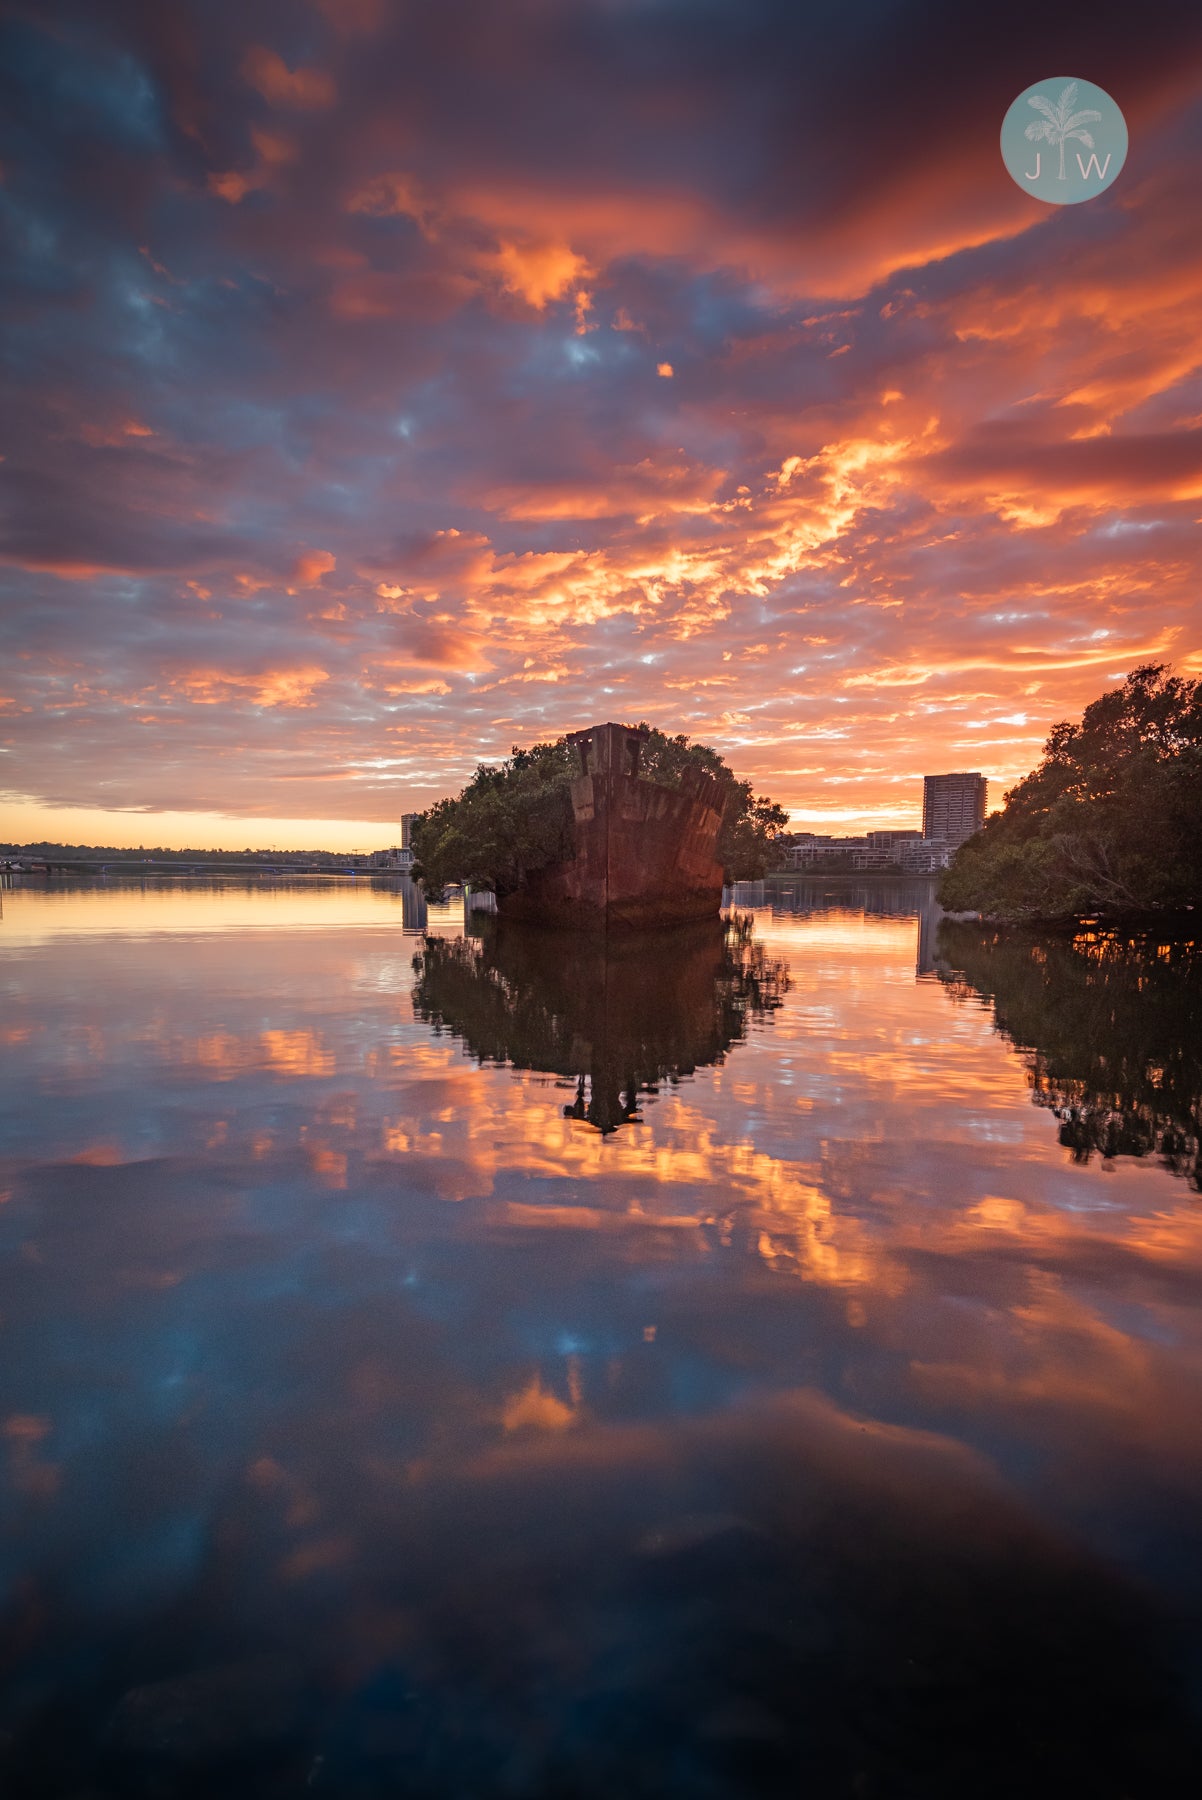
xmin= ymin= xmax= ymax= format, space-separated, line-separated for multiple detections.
xmin=411 ymin=916 xmax=790 ymax=1133
xmin=938 ymin=921 xmax=1202 ymax=1186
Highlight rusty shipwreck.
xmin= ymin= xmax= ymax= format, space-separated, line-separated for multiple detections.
xmin=496 ymin=722 xmax=731 ymax=931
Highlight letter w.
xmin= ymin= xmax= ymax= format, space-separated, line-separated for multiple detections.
xmin=1076 ymin=151 xmax=1112 ymax=181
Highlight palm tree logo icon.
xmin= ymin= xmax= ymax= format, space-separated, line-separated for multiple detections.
xmin=1001 ymin=76 xmax=1126 ymax=203
xmin=1024 ymin=81 xmax=1102 ymax=181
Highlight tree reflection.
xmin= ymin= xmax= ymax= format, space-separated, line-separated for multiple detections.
xmin=937 ymin=921 xmax=1202 ymax=1187
xmin=412 ymin=915 xmax=790 ymax=1133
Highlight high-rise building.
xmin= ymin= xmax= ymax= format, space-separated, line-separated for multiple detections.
xmin=922 ymin=772 xmax=987 ymax=845
xmin=369 ymin=812 xmax=420 ymax=873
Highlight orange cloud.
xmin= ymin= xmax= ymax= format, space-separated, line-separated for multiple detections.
xmin=291 ymin=549 xmax=336 ymax=589
xmin=250 ymin=127 xmax=298 ymax=167
xmin=379 ymin=677 xmax=453 ymax=696
xmin=172 ymin=668 xmax=331 ymax=708
xmin=4 ymin=558 xmax=116 ymax=579
xmin=492 ymin=239 xmax=592 ymax=310
xmin=242 ymin=46 xmax=336 ymax=110
xmin=374 ymin=620 xmax=487 ymax=671
xmin=502 ymin=1375 xmax=576 ymax=1433
xmin=346 ymin=171 xmax=434 ymax=232
xmin=78 ymin=419 xmax=155 ymax=447
xmin=482 ymin=455 xmax=725 ymax=523
xmin=208 ymin=168 xmax=259 ymax=205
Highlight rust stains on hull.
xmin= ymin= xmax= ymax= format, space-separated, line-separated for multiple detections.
xmin=497 ymin=723 xmax=729 ymax=932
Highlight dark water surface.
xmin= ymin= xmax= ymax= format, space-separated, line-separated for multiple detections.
xmin=2 ymin=878 xmax=1201 ymax=1797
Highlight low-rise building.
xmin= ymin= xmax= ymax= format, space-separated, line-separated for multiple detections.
xmin=784 ymin=835 xmax=869 ymax=868
xmin=370 ymin=845 xmax=415 ymax=870
xmin=781 ymin=831 xmax=952 ymax=874
xmin=898 ymin=838 xmax=952 ymax=873
xmin=850 ymin=847 xmax=907 ymax=870
xmin=866 ymin=828 xmax=923 ymax=849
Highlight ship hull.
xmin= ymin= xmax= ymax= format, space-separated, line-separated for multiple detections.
xmin=497 ymin=725 xmax=729 ymax=932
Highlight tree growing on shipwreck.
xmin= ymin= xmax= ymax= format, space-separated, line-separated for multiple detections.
xmin=411 ymin=723 xmax=789 ymax=930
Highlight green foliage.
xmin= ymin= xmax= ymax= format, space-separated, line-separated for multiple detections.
xmin=411 ymin=727 xmax=789 ymax=895
xmin=634 ymin=725 xmax=789 ymax=881
xmin=410 ymin=739 xmax=577 ymax=898
xmin=938 ymin=664 xmax=1202 ymax=923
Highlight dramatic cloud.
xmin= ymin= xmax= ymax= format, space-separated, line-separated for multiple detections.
xmin=2 ymin=0 xmax=1201 ymax=843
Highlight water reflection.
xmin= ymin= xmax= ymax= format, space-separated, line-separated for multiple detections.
xmin=2 ymin=882 xmax=1202 ymax=1794
xmin=0 ymin=873 xmax=430 ymax=941
xmin=938 ymin=921 xmax=1202 ymax=1187
xmin=733 ymin=878 xmax=945 ymax=978
xmin=412 ymin=916 xmax=789 ymax=1133
xmin=731 ymin=876 xmax=940 ymax=921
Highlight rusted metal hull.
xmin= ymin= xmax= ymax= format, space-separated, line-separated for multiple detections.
xmin=497 ymin=722 xmax=729 ymax=931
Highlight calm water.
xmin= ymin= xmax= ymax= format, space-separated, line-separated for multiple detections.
xmin=1 ymin=878 xmax=1201 ymax=1797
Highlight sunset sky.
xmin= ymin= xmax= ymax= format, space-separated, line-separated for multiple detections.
xmin=3 ymin=1 xmax=1202 ymax=850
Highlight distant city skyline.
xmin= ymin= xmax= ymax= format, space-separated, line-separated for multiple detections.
xmin=4 ymin=765 xmax=984 ymax=862
xmin=0 ymin=770 xmax=990 ymax=854
xmin=2 ymin=7 xmax=1200 ymax=852
xmin=0 ymin=781 xmax=991 ymax=856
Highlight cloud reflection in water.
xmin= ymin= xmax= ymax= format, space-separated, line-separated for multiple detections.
xmin=0 ymin=880 xmax=1201 ymax=1793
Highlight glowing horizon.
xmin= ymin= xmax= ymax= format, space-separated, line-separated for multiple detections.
xmin=0 ymin=785 xmax=973 ymax=854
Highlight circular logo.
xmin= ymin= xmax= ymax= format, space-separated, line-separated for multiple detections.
xmin=1001 ymin=78 xmax=1127 ymax=204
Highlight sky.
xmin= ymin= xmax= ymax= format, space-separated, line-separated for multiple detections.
xmin=2 ymin=0 xmax=1202 ymax=851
